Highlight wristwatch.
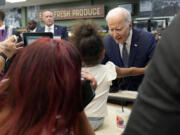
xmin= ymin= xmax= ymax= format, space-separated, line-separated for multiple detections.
xmin=0 ymin=52 xmax=7 ymax=62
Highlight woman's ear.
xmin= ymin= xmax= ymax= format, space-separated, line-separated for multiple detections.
xmin=101 ymin=49 xmax=105 ymax=59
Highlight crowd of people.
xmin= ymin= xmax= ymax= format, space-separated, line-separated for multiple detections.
xmin=0 ymin=5 xmax=179 ymax=135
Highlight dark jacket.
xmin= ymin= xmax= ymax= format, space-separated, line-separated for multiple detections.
xmin=102 ymin=29 xmax=156 ymax=91
xmin=36 ymin=24 xmax=68 ymax=40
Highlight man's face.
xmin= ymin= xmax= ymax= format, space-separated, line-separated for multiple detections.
xmin=43 ymin=11 xmax=54 ymax=27
xmin=107 ymin=15 xmax=132 ymax=44
xmin=28 ymin=21 xmax=36 ymax=30
xmin=157 ymin=27 xmax=162 ymax=35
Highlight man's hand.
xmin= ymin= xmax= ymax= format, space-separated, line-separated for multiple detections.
xmin=116 ymin=66 xmax=146 ymax=78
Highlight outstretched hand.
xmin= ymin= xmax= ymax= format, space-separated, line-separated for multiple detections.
xmin=0 ymin=36 xmax=23 ymax=59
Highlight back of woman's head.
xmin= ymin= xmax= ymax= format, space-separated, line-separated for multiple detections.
xmin=1 ymin=38 xmax=82 ymax=135
xmin=71 ymin=21 xmax=104 ymax=66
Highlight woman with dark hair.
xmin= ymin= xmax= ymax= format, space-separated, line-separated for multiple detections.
xmin=0 ymin=38 xmax=95 ymax=135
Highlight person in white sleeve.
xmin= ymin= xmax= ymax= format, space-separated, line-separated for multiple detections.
xmin=70 ymin=21 xmax=145 ymax=130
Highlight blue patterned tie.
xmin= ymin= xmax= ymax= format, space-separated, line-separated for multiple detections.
xmin=48 ymin=27 xmax=51 ymax=32
xmin=122 ymin=43 xmax=129 ymax=67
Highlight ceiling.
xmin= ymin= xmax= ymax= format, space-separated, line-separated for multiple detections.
xmin=0 ymin=0 xmax=84 ymax=9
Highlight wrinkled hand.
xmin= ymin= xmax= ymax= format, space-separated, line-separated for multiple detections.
xmin=81 ymin=71 xmax=97 ymax=89
xmin=0 ymin=36 xmax=23 ymax=58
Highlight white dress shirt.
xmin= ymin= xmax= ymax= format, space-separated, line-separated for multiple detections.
xmin=29 ymin=28 xmax=37 ymax=32
xmin=119 ymin=29 xmax=132 ymax=57
xmin=45 ymin=24 xmax=54 ymax=34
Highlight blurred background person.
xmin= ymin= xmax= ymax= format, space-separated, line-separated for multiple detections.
xmin=27 ymin=19 xmax=37 ymax=32
xmin=157 ymin=26 xmax=163 ymax=40
xmin=154 ymin=32 xmax=159 ymax=43
xmin=36 ymin=10 xmax=68 ymax=40
xmin=0 ymin=10 xmax=7 ymax=42
xmin=0 ymin=38 xmax=95 ymax=135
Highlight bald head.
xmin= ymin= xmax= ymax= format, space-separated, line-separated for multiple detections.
xmin=28 ymin=20 xmax=37 ymax=31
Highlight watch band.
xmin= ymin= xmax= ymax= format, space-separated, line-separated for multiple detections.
xmin=0 ymin=52 xmax=7 ymax=62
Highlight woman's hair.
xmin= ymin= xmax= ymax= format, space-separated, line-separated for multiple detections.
xmin=0 ymin=38 xmax=82 ymax=135
xmin=70 ymin=21 xmax=104 ymax=66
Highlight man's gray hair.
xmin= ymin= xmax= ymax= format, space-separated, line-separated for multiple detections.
xmin=42 ymin=10 xmax=53 ymax=17
xmin=106 ymin=7 xmax=132 ymax=23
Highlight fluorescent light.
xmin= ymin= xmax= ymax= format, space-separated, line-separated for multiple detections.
xmin=6 ymin=0 xmax=26 ymax=3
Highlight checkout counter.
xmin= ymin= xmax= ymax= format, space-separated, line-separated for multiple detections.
xmin=95 ymin=91 xmax=137 ymax=135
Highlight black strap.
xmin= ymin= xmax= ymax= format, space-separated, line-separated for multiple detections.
xmin=0 ymin=52 xmax=7 ymax=62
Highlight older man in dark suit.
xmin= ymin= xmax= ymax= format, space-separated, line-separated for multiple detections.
xmin=102 ymin=7 xmax=156 ymax=91
xmin=36 ymin=10 xmax=68 ymax=40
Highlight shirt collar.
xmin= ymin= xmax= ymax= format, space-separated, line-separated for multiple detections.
xmin=125 ymin=29 xmax=132 ymax=46
xmin=45 ymin=24 xmax=54 ymax=30
xmin=118 ymin=29 xmax=132 ymax=55
xmin=30 ymin=27 xmax=37 ymax=32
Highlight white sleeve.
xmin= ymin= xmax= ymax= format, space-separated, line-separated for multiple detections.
xmin=105 ymin=61 xmax=117 ymax=85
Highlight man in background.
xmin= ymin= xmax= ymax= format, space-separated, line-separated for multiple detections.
xmin=0 ymin=10 xmax=7 ymax=41
xmin=102 ymin=7 xmax=156 ymax=91
xmin=157 ymin=26 xmax=163 ymax=40
xmin=27 ymin=19 xmax=37 ymax=32
xmin=36 ymin=10 xmax=68 ymax=40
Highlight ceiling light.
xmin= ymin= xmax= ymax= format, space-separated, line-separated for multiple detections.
xmin=6 ymin=0 xmax=26 ymax=3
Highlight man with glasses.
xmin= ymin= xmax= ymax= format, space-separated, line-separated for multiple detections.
xmin=102 ymin=7 xmax=156 ymax=91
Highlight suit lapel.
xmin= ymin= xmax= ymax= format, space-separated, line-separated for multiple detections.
xmin=128 ymin=29 xmax=139 ymax=66
xmin=42 ymin=27 xmax=45 ymax=32
xmin=54 ymin=25 xmax=59 ymax=35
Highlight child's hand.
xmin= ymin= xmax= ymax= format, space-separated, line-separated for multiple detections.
xmin=81 ymin=71 xmax=97 ymax=89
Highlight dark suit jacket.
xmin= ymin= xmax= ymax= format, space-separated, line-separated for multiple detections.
xmin=102 ymin=29 xmax=156 ymax=91
xmin=123 ymin=12 xmax=180 ymax=135
xmin=36 ymin=24 xmax=68 ymax=40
